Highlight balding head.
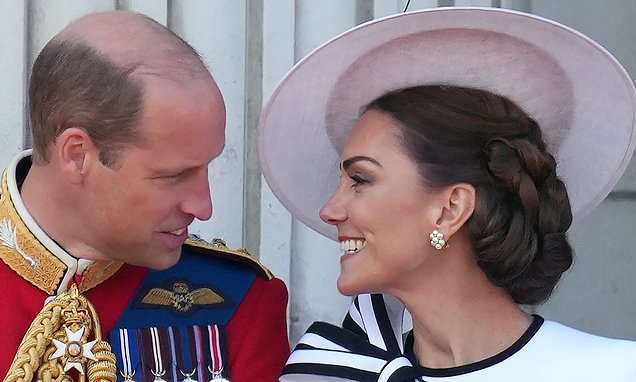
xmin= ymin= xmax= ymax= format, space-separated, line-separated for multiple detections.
xmin=29 ymin=11 xmax=220 ymax=165
xmin=55 ymin=12 xmax=210 ymax=81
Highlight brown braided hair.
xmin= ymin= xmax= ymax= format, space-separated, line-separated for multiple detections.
xmin=365 ymin=85 xmax=573 ymax=305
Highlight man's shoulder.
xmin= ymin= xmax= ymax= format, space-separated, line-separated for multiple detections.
xmin=113 ymin=236 xmax=281 ymax=328
xmin=181 ymin=235 xmax=274 ymax=280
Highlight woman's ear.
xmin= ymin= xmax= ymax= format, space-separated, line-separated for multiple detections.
xmin=434 ymin=183 xmax=476 ymax=239
xmin=53 ymin=127 xmax=99 ymax=184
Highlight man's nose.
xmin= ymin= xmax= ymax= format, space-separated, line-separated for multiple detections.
xmin=181 ymin=168 xmax=213 ymax=221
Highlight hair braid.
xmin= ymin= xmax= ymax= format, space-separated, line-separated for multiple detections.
xmin=478 ymin=136 xmax=573 ymax=303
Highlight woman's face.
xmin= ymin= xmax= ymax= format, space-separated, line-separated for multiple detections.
xmin=320 ymin=110 xmax=446 ymax=296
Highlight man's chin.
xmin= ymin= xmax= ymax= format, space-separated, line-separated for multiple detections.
xmin=134 ymin=249 xmax=182 ymax=270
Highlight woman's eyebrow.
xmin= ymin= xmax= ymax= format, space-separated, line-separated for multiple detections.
xmin=341 ymin=156 xmax=382 ymax=170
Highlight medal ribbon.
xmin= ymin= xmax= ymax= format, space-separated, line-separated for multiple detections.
xmin=112 ymin=328 xmax=141 ymax=381
xmin=137 ymin=327 xmax=172 ymax=380
xmin=207 ymin=324 xmax=223 ymax=374
xmin=170 ymin=326 xmax=197 ymax=380
xmin=192 ymin=324 xmax=228 ymax=380
xmin=112 ymin=325 xmax=229 ymax=381
xmin=166 ymin=327 xmax=180 ymax=382
xmin=192 ymin=325 xmax=207 ymax=380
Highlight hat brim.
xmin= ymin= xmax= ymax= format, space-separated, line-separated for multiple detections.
xmin=259 ymin=7 xmax=636 ymax=241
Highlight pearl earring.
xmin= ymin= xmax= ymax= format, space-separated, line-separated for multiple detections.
xmin=429 ymin=229 xmax=446 ymax=250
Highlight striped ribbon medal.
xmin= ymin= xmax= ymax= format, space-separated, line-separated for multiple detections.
xmin=144 ymin=327 xmax=170 ymax=381
xmin=281 ymin=294 xmax=418 ymax=382
xmin=198 ymin=325 xmax=229 ymax=382
xmin=117 ymin=328 xmax=140 ymax=381
xmin=112 ymin=325 xmax=230 ymax=382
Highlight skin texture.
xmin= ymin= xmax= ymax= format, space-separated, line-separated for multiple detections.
xmin=2 ymin=13 xmax=290 ymax=381
xmin=320 ymin=110 xmax=443 ymax=296
xmin=320 ymin=110 xmax=532 ymax=369
xmin=20 ymin=13 xmax=226 ymax=270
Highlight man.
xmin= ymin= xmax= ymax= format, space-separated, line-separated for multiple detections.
xmin=0 ymin=12 xmax=289 ymax=382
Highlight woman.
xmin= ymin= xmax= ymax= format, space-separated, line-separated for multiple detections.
xmin=258 ymin=7 xmax=636 ymax=381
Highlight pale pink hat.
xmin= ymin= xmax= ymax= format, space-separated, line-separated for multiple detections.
xmin=258 ymin=7 xmax=636 ymax=241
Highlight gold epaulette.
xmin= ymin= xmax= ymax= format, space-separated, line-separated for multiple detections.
xmin=184 ymin=236 xmax=274 ymax=280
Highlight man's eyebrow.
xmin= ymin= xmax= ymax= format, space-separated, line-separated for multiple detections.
xmin=341 ymin=156 xmax=382 ymax=170
xmin=150 ymin=165 xmax=198 ymax=176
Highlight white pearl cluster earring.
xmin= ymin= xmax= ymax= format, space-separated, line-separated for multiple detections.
xmin=430 ymin=229 xmax=446 ymax=250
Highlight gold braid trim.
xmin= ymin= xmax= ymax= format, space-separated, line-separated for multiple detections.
xmin=4 ymin=285 xmax=116 ymax=382
xmin=86 ymin=341 xmax=116 ymax=382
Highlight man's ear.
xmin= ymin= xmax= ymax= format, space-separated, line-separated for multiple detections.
xmin=53 ymin=127 xmax=99 ymax=184
xmin=434 ymin=183 xmax=476 ymax=239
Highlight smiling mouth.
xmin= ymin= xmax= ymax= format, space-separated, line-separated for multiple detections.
xmin=169 ymin=228 xmax=186 ymax=236
xmin=340 ymin=239 xmax=366 ymax=254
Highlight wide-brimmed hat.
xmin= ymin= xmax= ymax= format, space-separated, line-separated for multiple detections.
xmin=258 ymin=7 xmax=636 ymax=241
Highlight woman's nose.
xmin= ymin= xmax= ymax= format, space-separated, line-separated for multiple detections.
xmin=319 ymin=190 xmax=347 ymax=225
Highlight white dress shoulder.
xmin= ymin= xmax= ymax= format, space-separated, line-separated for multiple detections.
xmin=409 ymin=317 xmax=636 ymax=381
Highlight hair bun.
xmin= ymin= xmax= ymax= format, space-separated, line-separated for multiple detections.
xmin=509 ymin=232 xmax=573 ymax=304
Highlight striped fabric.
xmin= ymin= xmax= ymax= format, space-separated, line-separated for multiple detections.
xmin=112 ymin=325 xmax=229 ymax=382
xmin=281 ymin=294 xmax=418 ymax=382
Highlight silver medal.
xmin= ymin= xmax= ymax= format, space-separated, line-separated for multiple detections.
xmin=180 ymin=368 xmax=197 ymax=382
xmin=151 ymin=369 xmax=168 ymax=382
xmin=208 ymin=366 xmax=230 ymax=382
xmin=119 ymin=370 xmax=137 ymax=382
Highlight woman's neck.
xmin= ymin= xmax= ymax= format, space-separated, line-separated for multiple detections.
xmin=392 ymin=253 xmax=532 ymax=369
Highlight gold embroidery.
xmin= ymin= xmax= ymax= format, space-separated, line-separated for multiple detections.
xmin=0 ymin=171 xmax=66 ymax=294
xmin=141 ymin=282 xmax=224 ymax=312
xmin=0 ymin=218 xmax=39 ymax=267
xmin=0 ymin=169 xmax=123 ymax=295
xmin=80 ymin=261 xmax=123 ymax=293
xmin=185 ymin=236 xmax=274 ymax=280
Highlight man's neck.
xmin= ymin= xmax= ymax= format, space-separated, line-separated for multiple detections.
xmin=0 ymin=152 xmax=124 ymax=294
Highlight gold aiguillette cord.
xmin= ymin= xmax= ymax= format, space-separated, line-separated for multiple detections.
xmin=4 ymin=284 xmax=116 ymax=382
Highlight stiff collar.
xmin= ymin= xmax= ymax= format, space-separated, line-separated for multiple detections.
xmin=0 ymin=150 xmax=123 ymax=295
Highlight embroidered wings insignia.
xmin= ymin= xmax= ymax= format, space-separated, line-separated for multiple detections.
xmin=141 ymin=282 xmax=224 ymax=313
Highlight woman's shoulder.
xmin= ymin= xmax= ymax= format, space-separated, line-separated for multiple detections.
xmin=529 ymin=319 xmax=636 ymax=379
xmin=539 ymin=319 xmax=636 ymax=351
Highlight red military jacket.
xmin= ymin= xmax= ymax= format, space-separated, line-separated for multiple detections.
xmin=0 ymin=152 xmax=289 ymax=381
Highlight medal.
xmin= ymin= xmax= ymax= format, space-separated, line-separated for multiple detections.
xmin=180 ymin=368 xmax=197 ymax=382
xmin=119 ymin=370 xmax=137 ymax=382
xmin=208 ymin=365 xmax=230 ymax=382
xmin=151 ymin=368 xmax=168 ymax=382
xmin=4 ymin=283 xmax=116 ymax=382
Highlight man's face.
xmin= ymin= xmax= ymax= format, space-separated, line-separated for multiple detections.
xmin=81 ymin=77 xmax=226 ymax=269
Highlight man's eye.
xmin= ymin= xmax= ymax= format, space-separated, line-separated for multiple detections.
xmin=158 ymin=174 xmax=179 ymax=179
xmin=153 ymin=172 xmax=185 ymax=181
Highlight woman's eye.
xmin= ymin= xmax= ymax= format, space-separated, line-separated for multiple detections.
xmin=350 ymin=174 xmax=369 ymax=188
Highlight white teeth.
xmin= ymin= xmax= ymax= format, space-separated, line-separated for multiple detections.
xmin=340 ymin=239 xmax=366 ymax=254
xmin=170 ymin=228 xmax=185 ymax=236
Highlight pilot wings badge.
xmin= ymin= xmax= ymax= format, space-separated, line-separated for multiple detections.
xmin=141 ymin=282 xmax=225 ymax=314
